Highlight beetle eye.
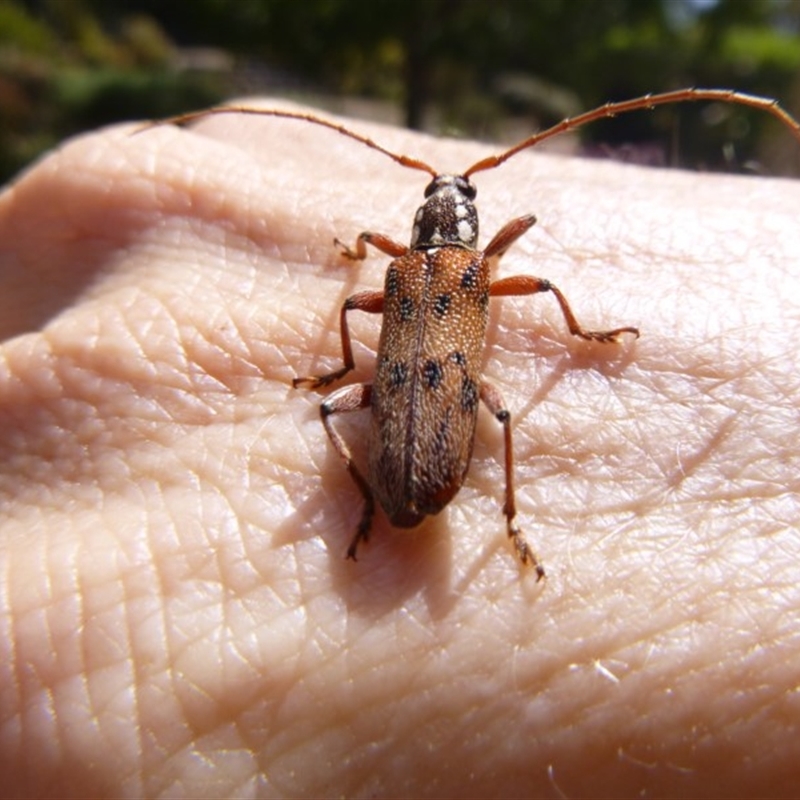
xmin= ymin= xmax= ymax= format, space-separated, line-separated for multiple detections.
xmin=456 ymin=176 xmax=477 ymax=200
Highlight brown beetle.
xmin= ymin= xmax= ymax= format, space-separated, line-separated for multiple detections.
xmin=294 ymin=174 xmax=638 ymax=581
xmin=151 ymin=89 xmax=800 ymax=578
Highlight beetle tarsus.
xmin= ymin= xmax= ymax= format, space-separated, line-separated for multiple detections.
xmin=293 ymin=367 xmax=351 ymax=390
xmin=334 ymin=238 xmax=362 ymax=260
xmin=579 ymin=326 xmax=640 ymax=343
xmin=347 ymin=507 xmax=374 ymax=561
xmin=509 ymin=522 xmax=546 ymax=582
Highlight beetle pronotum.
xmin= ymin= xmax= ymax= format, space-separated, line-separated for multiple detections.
xmin=151 ymin=89 xmax=800 ymax=578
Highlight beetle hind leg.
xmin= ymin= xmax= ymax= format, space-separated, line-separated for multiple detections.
xmin=319 ymin=383 xmax=375 ymax=560
xmin=481 ymin=382 xmax=546 ymax=581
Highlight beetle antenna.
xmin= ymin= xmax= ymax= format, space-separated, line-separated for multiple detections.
xmin=137 ymin=106 xmax=439 ymax=179
xmin=464 ymin=88 xmax=800 ymax=177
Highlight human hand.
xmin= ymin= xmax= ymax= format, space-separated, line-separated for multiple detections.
xmin=1 ymin=100 xmax=799 ymax=797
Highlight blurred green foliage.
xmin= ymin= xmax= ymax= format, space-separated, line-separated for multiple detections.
xmin=1 ymin=0 xmax=799 ymax=184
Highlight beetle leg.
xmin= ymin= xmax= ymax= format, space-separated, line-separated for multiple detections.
xmin=490 ymin=275 xmax=640 ymax=342
xmin=483 ymin=214 xmax=538 ymax=259
xmin=480 ymin=382 xmax=545 ymax=581
xmin=318 ymin=383 xmax=375 ymax=560
xmin=335 ymin=232 xmax=408 ymax=260
xmin=293 ymin=290 xmax=384 ymax=389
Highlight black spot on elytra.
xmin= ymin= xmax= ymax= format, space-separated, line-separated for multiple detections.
xmin=433 ymin=293 xmax=451 ymax=317
xmin=460 ymin=262 xmax=480 ymax=290
xmin=450 ymin=351 xmax=466 ymax=367
xmin=389 ymin=361 xmax=408 ymax=388
xmin=386 ymin=267 xmax=399 ymax=297
xmin=479 ymin=290 xmax=489 ymax=310
xmin=423 ymin=360 xmax=443 ymax=390
xmin=399 ymin=296 xmax=415 ymax=321
xmin=461 ymin=377 xmax=479 ymax=412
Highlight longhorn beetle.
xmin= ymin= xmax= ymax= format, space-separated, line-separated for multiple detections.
xmin=151 ymin=89 xmax=800 ymax=579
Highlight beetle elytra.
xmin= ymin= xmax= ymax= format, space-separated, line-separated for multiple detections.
xmin=152 ymin=89 xmax=800 ymax=578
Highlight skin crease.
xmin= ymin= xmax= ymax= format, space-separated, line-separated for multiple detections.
xmin=0 ymin=99 xmax=799 ymax=799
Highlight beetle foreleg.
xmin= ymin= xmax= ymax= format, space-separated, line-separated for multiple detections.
xmin=319 ymin=383 xmax=375 ymax=560
xmin=480 ymin=382 xmax=545 ymax=581
xmin=483 ymin=214 xmax=537 ymax=259
xmin=490 ymin=275 xmax=640 ymax=342
xmin=293 ymin=290 xmax=384 ymax=389
xmin=335 ymin=232 xmax=408 ymax=261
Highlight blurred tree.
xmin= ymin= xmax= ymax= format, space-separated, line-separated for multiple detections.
xmin=0 ymin=0 xmax=226 ymax=183
xmin=1 ymin=0 xmax=798 ymax=182
xmin=116 ymin=0 xmax=799 ymax=172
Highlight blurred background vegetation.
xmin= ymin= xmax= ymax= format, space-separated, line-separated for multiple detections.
xmin=1 ymin=0 xmax=799 ymax=185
